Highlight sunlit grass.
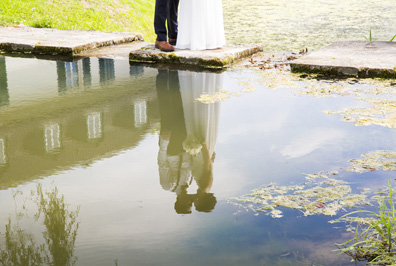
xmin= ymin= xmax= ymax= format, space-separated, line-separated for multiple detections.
xmin=0 ymin=0 xmax=155 ymax=42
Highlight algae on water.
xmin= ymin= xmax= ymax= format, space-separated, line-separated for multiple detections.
xmin=228 ymin=171 xmax=369 ymax=218
xmin=347 ymin=150 xmax=396 ymax=173
xmin=229 ymin=149 xmax=396 ymax=219
xmin=195 ymin=90 xmax=239 ymax=104
xmin=293 ymin=76 xmax=396 ymax=129
xmin=195 ymin=79 xmax=257 ymax=104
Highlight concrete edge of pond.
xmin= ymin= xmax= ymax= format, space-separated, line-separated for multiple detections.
xmin=0 ymin=26 xmax=143 ymax=56
xmin=290 ymin=41 xmax=396 ymax=79
xmin=129 ymin=43 xmax=264 ymax=69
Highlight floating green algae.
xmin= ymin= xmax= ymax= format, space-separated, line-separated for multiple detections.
xmin=287 ymin=74 xmax=396 ymax=129
xmin=260 ymin=71 xmax=300 ymax=90
xmin=294 ymin=82 xmax=356 ymax=98
xmin=223 ymin=0 xmax=395 ymax=52
xmin=195 ymin=91 xmax=240 ymax=104
xmin=347 ymin=150 xmax=396 ymax=173
xmin=328 ymin=98 xmax=396 ymax=128
xmin=195 ymin=79 xmax=257 ymax=104
xmin=228 ymin=171 xmax=369 ymax=218
xmin=229 ymin=149 xmax=396 ymax=218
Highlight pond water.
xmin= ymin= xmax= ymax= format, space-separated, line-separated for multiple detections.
xmin=1 ymin=2 xmax=396 ymax=265
xmin=223 ymin=0 xmax=396 ymax=51
xmin=1 ymin=55 xmax=396 ymax=265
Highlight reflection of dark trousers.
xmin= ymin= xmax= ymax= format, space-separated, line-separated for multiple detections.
xmin=156 ymin=70 xmax=186 ymax=155
xmin=154 ymin=0 xmax=179 ymax=42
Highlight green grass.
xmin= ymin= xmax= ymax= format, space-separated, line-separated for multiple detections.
xmin=364 ymin=28 xmax=373 ymax=41
xmin=364 ymin=28 xmax=396 ymax=42
xmin=0 ymin=0 xmax=155 ymax=42
xmin=336 ymin=180 xmax=396 ymax=265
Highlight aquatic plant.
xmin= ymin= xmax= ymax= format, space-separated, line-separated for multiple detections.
xmin=195 ymin=79 xmax=256 ymax=104
xmin=347 ymin=151 xmax=396 ymax=173
xmin=363 ymin=28 xmax=396 ymax=42
xmin=260 ymin=72 xmax=299 ymax=90
xmin=228 ymin=172 xmax=369 ymax=218
xmin=335 ymin=180 xmax=396 ymax=265
xmin=290 ymin=74 xmax=396 ymax=129
xmin=0 ymin=184 xmax=80 ymax=266
xmin=195 ymin=90 xmax=238 ymax=104
xmin=364 ymin=28 xmax=373 ymax=42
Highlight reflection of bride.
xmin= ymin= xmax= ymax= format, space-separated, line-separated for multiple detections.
xmin=178 ymin=71 xmax=221 ymax=158
xmin=178 ymin=71 xmax=221 ymax=212
xmin=157 ymin=70 xmax=223 ymax=214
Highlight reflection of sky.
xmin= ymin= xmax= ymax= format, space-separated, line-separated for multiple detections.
xmin=280 ymin=128 xmax=345 ymax=158
xmin=1 ymin=69 xmax=396 ymax=265
xmin=215 ymin=71 xmax=396 ymax=193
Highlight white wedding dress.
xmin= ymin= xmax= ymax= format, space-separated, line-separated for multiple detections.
xmin=175 ymin=0 xmax=226 ymax=51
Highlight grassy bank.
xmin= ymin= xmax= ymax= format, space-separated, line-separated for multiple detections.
xmin=0 ymin=0 xmax=155 ymax=42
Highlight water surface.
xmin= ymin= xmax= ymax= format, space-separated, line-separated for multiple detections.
xmin=223 ymin=0 xmax=396 ymax=51
xmin=1 ymin=2 xmax=396 ymax=265
xmin=1 ymin=55 xmax=395 ymax=265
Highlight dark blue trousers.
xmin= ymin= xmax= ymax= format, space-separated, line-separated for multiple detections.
xmin=154 ymin=0 xmax=180 ymax=42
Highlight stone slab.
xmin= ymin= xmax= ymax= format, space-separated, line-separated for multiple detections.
xmin=80 ymin=42 xmax=148 ymax=60
xmin=290 ymin=41 xmax=396 ymax=78
xmin=0 ymin=26 xmax=143 ymax=56
xmin=129 ymin=44 xmax=263 ymax=69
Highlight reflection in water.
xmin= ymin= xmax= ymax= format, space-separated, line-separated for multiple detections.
xmin=0 ymin=139 xmax=6 ymax=165
xmin=0 ymin=56 xmax=157 ymax=188
xmin=2 ymin=57 xmax=145 ymax=107
xmin=44 ymin=123 xmax=62 ymax=153
xmin=134 ymin=101 xmax=147 ymax=127
xmin=82 ymin=58 xmax=92 ymax=87
xmin=0 ymin=184 xmax=80 ymax=266
xmin=57 ymin=59 xmax=92 ymax=94
xmin=87 ymin=112 xmax=103 ymax=140
xmin=157 ymin=70 xmax=222 ymax=214
xmin=99 ymin=58 xmax=115 ymax=83
xmin=0 ymin=57 xmax=9 ymax=106
xmin=56 ymin=58 xmax=122 ymax=94
xmin=129 ymin=65 xmax=144 ymax=78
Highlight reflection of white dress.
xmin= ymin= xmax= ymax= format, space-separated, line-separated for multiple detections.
xmin=158 ymin=71 xmax=223 ymax=194
xmin=175 ymin=0 xmax=226 ymax=50
xmin=158 ymin=137 xmax=191 ymax=194
xmin=178 ymin=71 xmax=222 ymax=179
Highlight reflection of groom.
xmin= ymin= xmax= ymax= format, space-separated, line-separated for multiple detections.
xmin=156 ymin=70 xmax=217 ymax=214
xmin=154 ymin=0 xmax=179 ymax=52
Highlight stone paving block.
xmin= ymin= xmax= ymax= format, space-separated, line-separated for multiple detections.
xmin=0 ymin=26 xmax=143 ymax=56
xmin=290 ymin=41 xmax=396 ymax=78
xmin=129 ymin=44 xmax=263 ymax=69
xmin=80 ymin=42 xmax=148 ymax=60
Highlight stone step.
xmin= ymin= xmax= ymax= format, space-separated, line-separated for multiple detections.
xmin=129 ymin=44 xmax=263 ymax=70
xmin=290 ymin=41 xmax=396 ymax=79
xmin=0 ymin=26 xmax=143 ymax=56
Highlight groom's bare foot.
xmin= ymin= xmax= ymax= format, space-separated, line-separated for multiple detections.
xmin=155 ymin=41 xmax=174 ymax=52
